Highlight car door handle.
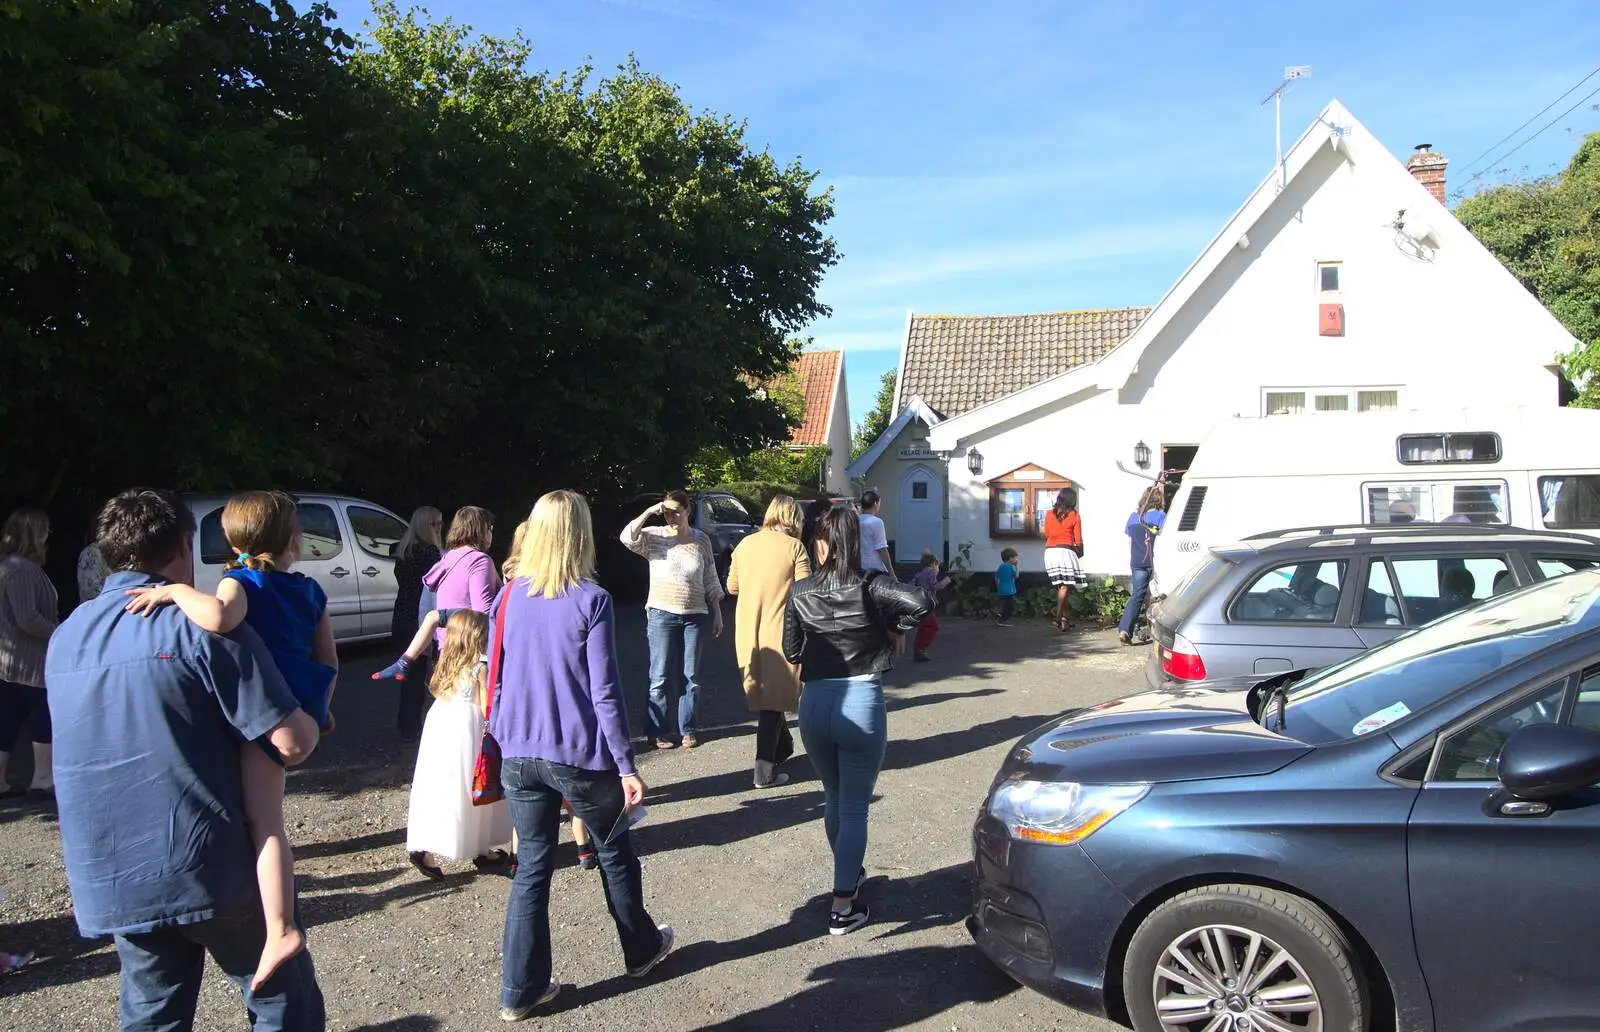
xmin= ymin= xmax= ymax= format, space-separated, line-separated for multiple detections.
xmin=331 ymin=567 xmax=350 ymax=578
xmin=362 ymin=567 xmax=379 ymax=578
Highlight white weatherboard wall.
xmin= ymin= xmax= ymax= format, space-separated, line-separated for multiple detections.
xmin=933 ymin=102 xmax=1575 ymax=579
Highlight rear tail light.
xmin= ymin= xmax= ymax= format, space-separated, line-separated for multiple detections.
xmin=1161 ymin=631 xmax=1207 ymax=681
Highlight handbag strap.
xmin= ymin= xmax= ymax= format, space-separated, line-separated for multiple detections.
xmin=484 ymin=593 xmax=508 ymax=721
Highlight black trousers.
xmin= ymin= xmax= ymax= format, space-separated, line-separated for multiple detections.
xmin=755 ymin=710 xmax=794 ymax=765
xmin=395 ymin=646 xmax=433 ymax=738
xmin=0 ymin=679 xmax=50 ymax=747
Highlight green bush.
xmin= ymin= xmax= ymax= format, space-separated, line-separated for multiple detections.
xmin=945 ymin=572 xmax=1130 ymax=627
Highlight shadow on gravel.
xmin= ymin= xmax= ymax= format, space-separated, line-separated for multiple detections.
xmin=884 ymin=686 xmax=1004 ymax=713
xmin=0 ymin=912 xmax=117 ymax=998
xmin=300 ymin=868 xmax=464 ymax=931
xmin=881 ymin=712 xmax=1056 ymax=773
xmin=297 ymin=827 xmax=405 ymax=861
xmin=540 ymin=861 xmax=1012 ymax=1029
xmin=347 ymin=1018 xmax=443 ymax=1031
xmin=630 ymin=785 xmax=829 ymax=855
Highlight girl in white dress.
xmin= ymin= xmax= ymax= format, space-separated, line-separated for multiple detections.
xmin=406 ymin=609 xmax=513 ymax=878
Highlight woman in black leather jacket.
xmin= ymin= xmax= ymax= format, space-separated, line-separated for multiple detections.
xmin=783 ymin=506 xmax=932 ymax=936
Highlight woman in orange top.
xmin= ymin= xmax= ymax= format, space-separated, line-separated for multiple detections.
xmin=1041 ymin=488 xmax=1086 ymax=631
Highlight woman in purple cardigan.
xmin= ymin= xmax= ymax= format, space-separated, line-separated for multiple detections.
xmin=492 ymin=490 xmax=673 ymax=1021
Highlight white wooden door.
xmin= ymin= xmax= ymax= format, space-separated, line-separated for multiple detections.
xmin=895 ymin=465 xmax=944 ymax=562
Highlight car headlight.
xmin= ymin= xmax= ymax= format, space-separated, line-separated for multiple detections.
xmin=988 ymin=780 xmax=1149 ymax=845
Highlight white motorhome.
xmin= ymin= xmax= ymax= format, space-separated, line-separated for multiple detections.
xmin=1153 ymin=406 xmax=1600 ymax=594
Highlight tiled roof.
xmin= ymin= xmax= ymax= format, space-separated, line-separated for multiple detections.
xmin=790 ymin=350 xmax=842 ymax=447
xmin=900 ymin=307 xmax=1150 ymax=418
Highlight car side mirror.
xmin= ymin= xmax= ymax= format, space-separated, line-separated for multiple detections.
xmin=1499 ymin=724 xmax=1600 ymax=800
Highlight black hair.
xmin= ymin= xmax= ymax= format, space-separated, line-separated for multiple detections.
xmin=96 ymin=489 xmax=195 ymax=573
xmin=860 ymin=489 xmax=881 ymax=511
xmin=1051 ymin=487 xmax=1078 ymax=520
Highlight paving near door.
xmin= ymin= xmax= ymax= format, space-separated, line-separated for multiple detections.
xmin=0 ymin=610 xmax=1145 ymax=1032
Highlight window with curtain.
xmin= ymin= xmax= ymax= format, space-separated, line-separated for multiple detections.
xmin=1265 ymin=392 xmax=1306 ymax=415
xmin=1358 ymin=390 xmax=1399 ymax=412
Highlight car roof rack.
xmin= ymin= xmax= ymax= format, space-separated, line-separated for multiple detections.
xmin=1241 ymin=523 xmax=1586 ymax=542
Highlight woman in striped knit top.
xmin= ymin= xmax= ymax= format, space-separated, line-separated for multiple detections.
xmin=0 ymin=509 xmax=58 ymax=798
xmin=620 ymin=491 xmax=724 ymax=749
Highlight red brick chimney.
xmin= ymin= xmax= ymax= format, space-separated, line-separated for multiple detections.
xmin=1406 ymin=144 xmax=1448 ymax=205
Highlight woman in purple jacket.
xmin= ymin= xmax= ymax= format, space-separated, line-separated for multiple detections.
xmin=422 ymin=506 xmax=500 ymax=649
xmin=492 ymin=490 xmax=673 ymax=1021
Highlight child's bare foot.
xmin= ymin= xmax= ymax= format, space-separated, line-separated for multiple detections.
xmin=251 ymin=926 xmax=306 ymax=991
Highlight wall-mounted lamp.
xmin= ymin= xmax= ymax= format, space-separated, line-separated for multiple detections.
xmin=966 ymin=448 xmax=984 ymax=476
xmin=1133 ymin=440 xmax=1152 ymax=470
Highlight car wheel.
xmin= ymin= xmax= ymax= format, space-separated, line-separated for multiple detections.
xmin=1122 ymin=883 xmax=1366 ymax=1032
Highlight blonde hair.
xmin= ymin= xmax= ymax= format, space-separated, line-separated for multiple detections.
xmin=518 ymin=490 xmax=596 ymax=599
xmin=445 ymin=505 xmax=494 ymax=552
xmin=223 ymin=491 xmax=299 ymax=572
xmin=762 ymin=494 xmax=803 ymax=537
xmin=430 ymin=609 xmax=489 ymax=702
xmin=501 ymin=519 xmax=529 ymax=581
xmin=398 ymin=505 xmax=442 ymax=557
xmin=0 ymin=508 xmax=50 ymax=565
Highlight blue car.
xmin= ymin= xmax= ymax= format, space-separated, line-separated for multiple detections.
xmin=971 ymin=567 xmax=1600 ymax=1032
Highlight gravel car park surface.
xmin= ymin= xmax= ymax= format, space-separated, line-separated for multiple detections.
xmin=0 ymin=607 xmax=1144 ymax=1032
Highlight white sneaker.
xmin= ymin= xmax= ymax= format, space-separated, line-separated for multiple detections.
xmin=627 ymin=925 xmax=675 ymax=978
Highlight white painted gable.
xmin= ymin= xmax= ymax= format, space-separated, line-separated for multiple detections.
xmin=926 ymin=99 xmax=1579 ymax=577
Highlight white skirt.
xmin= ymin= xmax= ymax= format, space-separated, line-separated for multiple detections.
xmin=1044 ymin=546 xmax=1087 ymax=587
xmin=405 ymin=695 xmax=512 ymax=860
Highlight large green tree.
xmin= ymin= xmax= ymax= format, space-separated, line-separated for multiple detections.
xmin=851 ymin=369 xmax=897 ymax=460
xmin=0 ymin=0 xmax=836 ymax=537
xmin=1457 ymin=132 xmax=1600 ymax=406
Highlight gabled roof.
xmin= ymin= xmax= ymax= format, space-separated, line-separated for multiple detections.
xmin=845 ymin=394 xmax=940 ymax=480
xmin=789 ymin=350 xmax=843 ymax=447
xmin=930 ymin=99 xmax=1576 ymax=451
xmin=892 ymin=308 xmax=1150 ymax=420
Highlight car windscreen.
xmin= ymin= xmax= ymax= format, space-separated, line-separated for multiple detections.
xmin=1273 ymin=570 xmax=1600 ymax=745
xmin=1157 ymin=554 xmax=1235 ymax=624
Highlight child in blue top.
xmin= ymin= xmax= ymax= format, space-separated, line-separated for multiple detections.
xmin=125 ymin=490 xmax=337 ymax=991
xmin=995 ymin=548 xmax=1020 ymax=626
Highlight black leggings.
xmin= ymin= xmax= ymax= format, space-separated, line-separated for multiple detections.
xmin=0 ymin=680 xmax=50 ymax=747
xmin=755 ymin=710 xmax=794 ymax=764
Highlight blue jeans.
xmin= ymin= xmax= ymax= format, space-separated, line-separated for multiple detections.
xmin=499 ymin=756 xmax=665 ymax=1010
xmin=797 ymin=674 xmax=887 ymax=897
xmin=114 ymin=899 xmax=325 ymax=1031
xmin=645 ymin=608 xmax=707 ymax=740
xmin=1119 ymin=567 xmax=1152 ymax=636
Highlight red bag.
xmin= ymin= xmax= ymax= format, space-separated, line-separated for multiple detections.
xmin=471 ymin=599 xmax=507 ymax=806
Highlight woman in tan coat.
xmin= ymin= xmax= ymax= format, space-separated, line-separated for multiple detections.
xmin=727 ymin=495 xmax=812 ymax=788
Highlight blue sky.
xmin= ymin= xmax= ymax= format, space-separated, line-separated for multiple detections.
xmin=333 ymin=0 xmax=1600 ymax=432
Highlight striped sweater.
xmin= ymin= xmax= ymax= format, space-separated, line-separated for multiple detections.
xmin=621 ymin=526 xmax=724 ymax=616
xmin=0 ymin=555 xmax=58 ymax=687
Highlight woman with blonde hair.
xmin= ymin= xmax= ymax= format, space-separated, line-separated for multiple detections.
xmin=0 ymin=508 xmax=58 ymax=798
xmin=727 ymin=494 xmax=812 ymax=787
xmin=493 ymin=490 xmax=672 ymax=1020
xmin=392 ymin=505 xmax=443 ymax=740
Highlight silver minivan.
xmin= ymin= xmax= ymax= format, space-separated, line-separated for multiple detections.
xmin=184 ymin=493 xmax=409 ymax=643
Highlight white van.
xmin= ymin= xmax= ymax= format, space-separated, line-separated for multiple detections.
xmin=185 ymin=493 xmax=409 ymax=643
xmin=1153 ymin=406 xmax=1600 ymax=595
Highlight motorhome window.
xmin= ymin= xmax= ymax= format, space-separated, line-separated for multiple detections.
xmin=1396 ymin=433 xmax=1501 ymax=464
xmin=1357 ymin=390 xmax=1399 ymax=413
xmin=1264 ymin=391 xmax=1305 ymax=415
xmin=1315 ymin=394 xmax=1350 ymax=412
xmin=1539 ymin=475 xmax=1600 ymax=529
xmin=1365 ymin=481 xmax=1508 ymax=524
xmin=1176 ymin=486 xmax=1207 ymax=532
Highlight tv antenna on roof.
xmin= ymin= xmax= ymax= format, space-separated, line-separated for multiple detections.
xmin=1260 ymin=65 xmax=1311 ymax=190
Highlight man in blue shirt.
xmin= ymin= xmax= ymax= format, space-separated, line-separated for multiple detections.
xmin=46 ymin=489 xmax=325 ymax=1031
xmin=1118 ymin=488 xmax=1167 ymax=646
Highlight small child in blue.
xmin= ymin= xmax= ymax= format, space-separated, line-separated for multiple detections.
xmin=995 ymin=548 xmax=1020 ymax=626
xmin=125 ymin=490 xmax=337 ymax=992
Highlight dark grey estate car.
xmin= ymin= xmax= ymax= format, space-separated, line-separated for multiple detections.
xmin=1146 ymin=523 xmax=1600 ymax=691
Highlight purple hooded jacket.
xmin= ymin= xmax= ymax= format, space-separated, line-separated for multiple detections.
xmin=422 ymin=547 xmax=501 ymax=647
